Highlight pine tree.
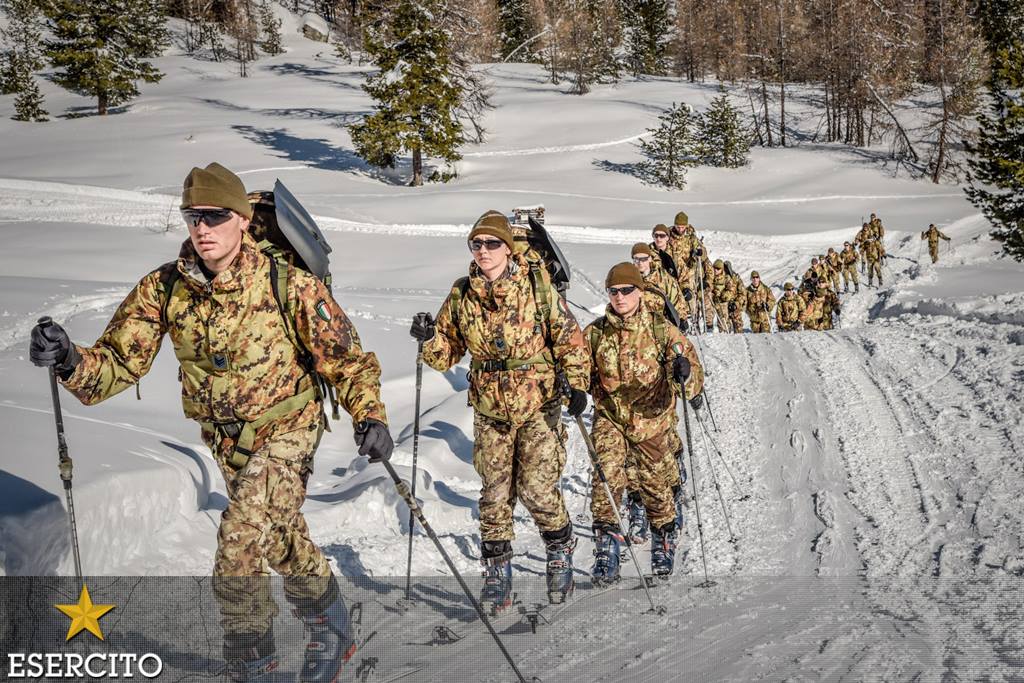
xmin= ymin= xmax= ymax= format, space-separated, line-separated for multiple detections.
xmin=43 ymin=0 xmax=168 ymax=115
xmin=559 ymin=0 xmax=620 ymax=95
xmin=13 ymin=77 xmax=48 ymax=121
xmin=965 ymin=43 xmax=1024 ymax=261
xmin=1 ymin=0 xmax=46 ymax=92
xmin=498 ymin=0 xmax=535 ymax=62
xmin=622 ymin=0 xmax=671 ymax=76
xmin=637 ymin=102 xmax=701 ymax=189
xmin=698 ymin=91 xmax=750 ymax=168
xmin=258 ymin=1 xmax=284 ymax=55
xmin=349 ymin=0 xmax=465 ymax=186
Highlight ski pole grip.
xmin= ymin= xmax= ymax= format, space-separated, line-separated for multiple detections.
xmin=556 ymin=371 xmax=571 ymax=399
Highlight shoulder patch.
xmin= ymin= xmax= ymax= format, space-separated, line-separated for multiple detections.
xmin=315 ymin=299 xmax=331 ymax=322
xmin=671 ymin=341 xmax=684 ymax=357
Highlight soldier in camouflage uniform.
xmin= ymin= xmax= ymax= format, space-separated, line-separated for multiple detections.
xmin=799 ymin=284 xmax=841 ymax=330
xmin=632 ymin=242 xmax=688 ymax=321
xmin=29 ymin=163 xmax=392 ymax=683
xmin=585 ymin=263 xmax=704 ymax=581
xmin=725 ymin=261 xmax=746 ymax=333
xmin=854 ymin=223 xmax=870 ymax=273
xmin=921 ymin=223 xmax=951 ymax=264
xmin=826 ymin=248 xmax=843 ymax=292
xmin=776 ymin=282 xmax=805 ymax=331
xmin=799 ymin=269 xmax=818 ymax=304
xmin=708 ymin=259 xmax=736 ymax=332
xmin=840 ymin=241 xmax=860 ymax=293
xmin=409 ymin=211 xmax=590 ymax=609
xmin=745 ymin=271 xmax=776 ymax=333
xmin=870 ymin=213 xmax=885 ymax=246
xmin=669 ymin=211 xmax=699 ymax=266
xmin=863 ymin=238 xmax=886 ymax=286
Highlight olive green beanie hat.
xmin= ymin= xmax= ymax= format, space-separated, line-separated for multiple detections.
xmin=180 ymin=162 xmax=252 ymax=219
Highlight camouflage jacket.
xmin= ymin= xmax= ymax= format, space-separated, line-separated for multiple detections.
xmin=643 ymin=264 xmax=688 ymax=319
xmin=922 ymin=226 xmax=950 ymax=245
xmin=870 ymin=218 xmax=885 ymax=240
xmin=63 ymin=233 xmax=387 ymax=442
xmin=841 ymin=247 xmax=858 ymax=266
xmin=710 ymin=269 xmax=736 ymax=303
xmin=422 ymin=254 xmax=590 ymax=426
xmin=585 ymin=302 xmax=703 ymax=442
xmin=746 ymin=282 xmax=777 ymax=318
xmin=863 ymin=239 xmax=885 ymax=262
xmin=799 ymin=296 xmax=827 ymax=330
xmin=776 ymin=293 xmax=806 ymax=330
xmin=826 ymin=253 xmax=842 ymax=273
xmin=731 ymin=275 xmax=747 ymax=307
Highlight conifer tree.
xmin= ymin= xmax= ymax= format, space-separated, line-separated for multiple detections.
xmin=1 ymin=0 xmax=45 ymax=92
xmin=698 ymin=91 xmax=750 ymax=167
xmin=965 ymin=43 xmax=1024 ymax=261
xmin=638 ymin=102 xmax=701 ymax=189
xmin=43 ymin=0 xmax=168 ymax=115
xmin=259 ymin=1 xmax=284 ymax=55
xmin=498 ymin=0 xmax=534 ymax=62
xmin=13 ymin=77 xmax=48 ymax=121
xmin=349 ymin=0 xmax=465 ymax=186
xmin=622 ymin=0 xmax=671 ymax=76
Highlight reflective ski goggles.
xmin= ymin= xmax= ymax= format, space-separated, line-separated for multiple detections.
xmin=632 ymin=255 xmax=651 ymax=264
xmin=606 ymin=285 xmax=638 ymax=297
xmin=181 ymin=208 xmax=235 ymax=228
xmin=469 ymin=239 xmax=506 ymax=252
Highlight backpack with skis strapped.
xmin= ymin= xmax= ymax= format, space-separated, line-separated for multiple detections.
xmin=159 ymin=180 xmax=341 ymax=466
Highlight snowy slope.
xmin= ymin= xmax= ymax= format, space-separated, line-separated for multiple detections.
xmin=1 ymin=10 xmax=1022 ymax=680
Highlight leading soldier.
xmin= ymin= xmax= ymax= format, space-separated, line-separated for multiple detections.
xmin=409 ymin=211 xmax=590 ymax=611
xmin=921 ymin=223 xmax=951 ymax=264
xmin=584 ymin=263 xmax=703 ymax=583
xmin=28 ymin=163 xmax=392 ymax=683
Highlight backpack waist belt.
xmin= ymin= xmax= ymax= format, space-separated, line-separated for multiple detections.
xmin=200 ymin=379 xmax=319 ymax=468
xmin=471 ymin=350 xmax=553 ymax=372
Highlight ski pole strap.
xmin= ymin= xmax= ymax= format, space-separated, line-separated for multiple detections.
xmin=202 ymin=384 xmax=318 ymax=469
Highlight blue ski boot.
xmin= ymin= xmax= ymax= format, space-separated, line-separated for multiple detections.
xmin=294 ymin=582 xmax=357 ymax=683
xmin=591 ymin=527 xmax=623 ymax=586
xmin=224 ymin=630 xmax=279 ymax=682
xmin=651 ymin=523 xmax=679 ymax=577
xmin=542 ymin=525 xmax=577 ymax=604
xmin=626 ymin=492 xmax=649 ymax=544
xmin=479 ymin=541 xmax=514 ymax=614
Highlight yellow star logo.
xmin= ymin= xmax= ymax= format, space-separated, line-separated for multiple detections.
xmin=54 ymin=584 xmax=115 ymax=641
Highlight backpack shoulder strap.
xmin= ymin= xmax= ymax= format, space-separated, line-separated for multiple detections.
xmin=449 ymin=276 xmax=471 ymax=330
xmin=587 ymin=315 xmax=607 ymax=352
xmin=650 ymin=310 xmax=669 ymax=362
xmin=157 ymin=262 xmax=181 ymax=329
xmin=527 ymin=258 xmax=554 ymax=338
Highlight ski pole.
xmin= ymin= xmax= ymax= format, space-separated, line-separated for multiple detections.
xmin=702 ymin=385 xmax=720 ymax=433
xmin=680 ymin=390 xmax=714 ymax=588
xmin=694 ymin=413 xmax=748 ymax=500
xmin=695 ymin=415 xmax=736 ymax=543
xmin=380 ymin=458 xmax=529 ymax=683
xmin=402 ymin=340 xmax=424 ymax=605
xmin=560 ymin=379 xmax=663 ymax=614
xmin=38 ymin=317 xmax=83 ymax=583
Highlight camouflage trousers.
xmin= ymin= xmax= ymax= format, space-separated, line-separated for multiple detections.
xmin=830 ymin=272 xmax=841 ymax=292
xmin=842 ymin=265 xmax=859 ymax=289
xmin=929 ymin=243 xmax=940 ymax=263
xmin=591 ymin=416 xmax=678 ymax=531
xmin=749 ymin=311 xmax=772 ymax=333
xmin=205 ymin=418 xmax=333 ymax=637
xmin=473 ymin=400 xmax=570 ymax=542
xmin=729 ymin=309 xmax=745 ymax=334
xmin=867 ymin=260 xmax=883 ymax=284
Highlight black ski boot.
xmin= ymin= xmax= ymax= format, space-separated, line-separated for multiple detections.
xmin=626 ymin=492 xmax=649 ymax=544
xmin=542 ymin=524 xmax=577 ymax=604
xmin=591 ymin=527 xmax=623 ymax=586
xmin=224 ymin=629 xmax=279 ymax=682
xmin=651 ymin=523 xmax=679 ymax=577
xmin=294 ymin=579 xmax=357 ymax=683
xmin=479 ymin=540 xmax=514 ymax=614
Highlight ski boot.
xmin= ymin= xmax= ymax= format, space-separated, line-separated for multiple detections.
xmin=626 ymin=492 xmax=649 ymax=544
xmin=591 ymin=527 xmax=623 ymax=586
xmin=224 ymin=629 xmax=279 ymax=682
xmin=294 ymin=581 xmax=357 ymax=683
xmin=650 ymin=523 xmax=679 ymax=578
xmin=855 ymin=284 xmax=860 ymax=293
xmin=479 ymin=541 xmax=514 ymax=615
xmin=543 ymin=525 xmax=577 ymax=604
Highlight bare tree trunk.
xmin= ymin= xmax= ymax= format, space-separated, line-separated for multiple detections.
xmin=411 ymin=146 xmax=423 ymax=186
xmin=761 ymin=79 xmax=773 ymax=146
xmin=866 ymin=81 xmax=919 ymax=162
xmin=98 ymin=90 xmax=108 ymax=116
xmin=776 ymin=0 xmax=786 ymax=146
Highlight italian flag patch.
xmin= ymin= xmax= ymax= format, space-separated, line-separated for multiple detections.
xmin=671 ymin=342 xmax=684 ymax=357
xmin=315 ymin=299 xmax=331 ymax=322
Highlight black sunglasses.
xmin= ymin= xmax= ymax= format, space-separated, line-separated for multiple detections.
xmin=632 ymin=255 xmax=651 ymax=262
xmin=469 ymin=239 xmax=505 ymax=252
xmin=653 ymin=232 xmax=668 ymax=239
xmin=181 ymin=208 xmax=235 ymax=228
xmin=607 ymin=285 xmax=637 ymax=297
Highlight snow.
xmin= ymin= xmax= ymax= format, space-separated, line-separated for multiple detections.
xmin=1 ymin=9 xmax=1022 ymax=681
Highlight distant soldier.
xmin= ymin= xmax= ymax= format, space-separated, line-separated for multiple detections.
xmin=725 ymin=261 xmax=746 ymax=333
xmin=863 ymin=238 xmax=885 ymax=286
xmin=825 ymin=248 xmax=843 ymax=292
xmin=799 ymin=284 xmax=840 ymax=331
xmin=840 ymin=241 xmax=860 ymax=293
xmin=410 ymin=211 xmax=591 ymax=611
xmin=709 ymin=259 xmax=736 ymax=332
xmin=921 ymin=223 xmax=951 ymax=264
xmin=870 ymin=213 xmax=885 ymax=245
xmin=745 ymin=271 xmax=776 ymax=333
xmin=632 ymin=243 xmax=687 ymax=320
xmin=854 ymin=223 xmax=870 ymax=273
xmin=776 ymin=282 xmax=805 ymax=331
xmin=670 ymin=211 xmax=699 ymax=264
xmin=799 ymin=269 xmax=818 ymax=304
xmin=585 ymin=263 xmax=704 ymax=582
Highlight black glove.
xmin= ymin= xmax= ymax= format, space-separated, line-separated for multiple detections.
xmin=410 ymin=312 xmax=435 ymax=343
xmin=728 ymin=301 xmax=737 ymax=313
xmin=679 ymin=318 xmax=689 ymax=333
xmin=354 ymin=419 xmax=394 ymax=463
xmin=682 ymin=288 xmax=693 ymax=301
xmin=694 ymin=247 xmax=703 ymax=257
xmin=672 ymin=355 xmax=691 ymax=384
xmin=689 ymin=393 xmax=704 ymax=411
xmin=30 ymin=318 xmax=81 ymax=379
xmin=566 ymin=388 xmax=588 ymax=417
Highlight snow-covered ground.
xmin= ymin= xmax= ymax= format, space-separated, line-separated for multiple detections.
xmin=1 ymin=10 xmax=1022 ymax=681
